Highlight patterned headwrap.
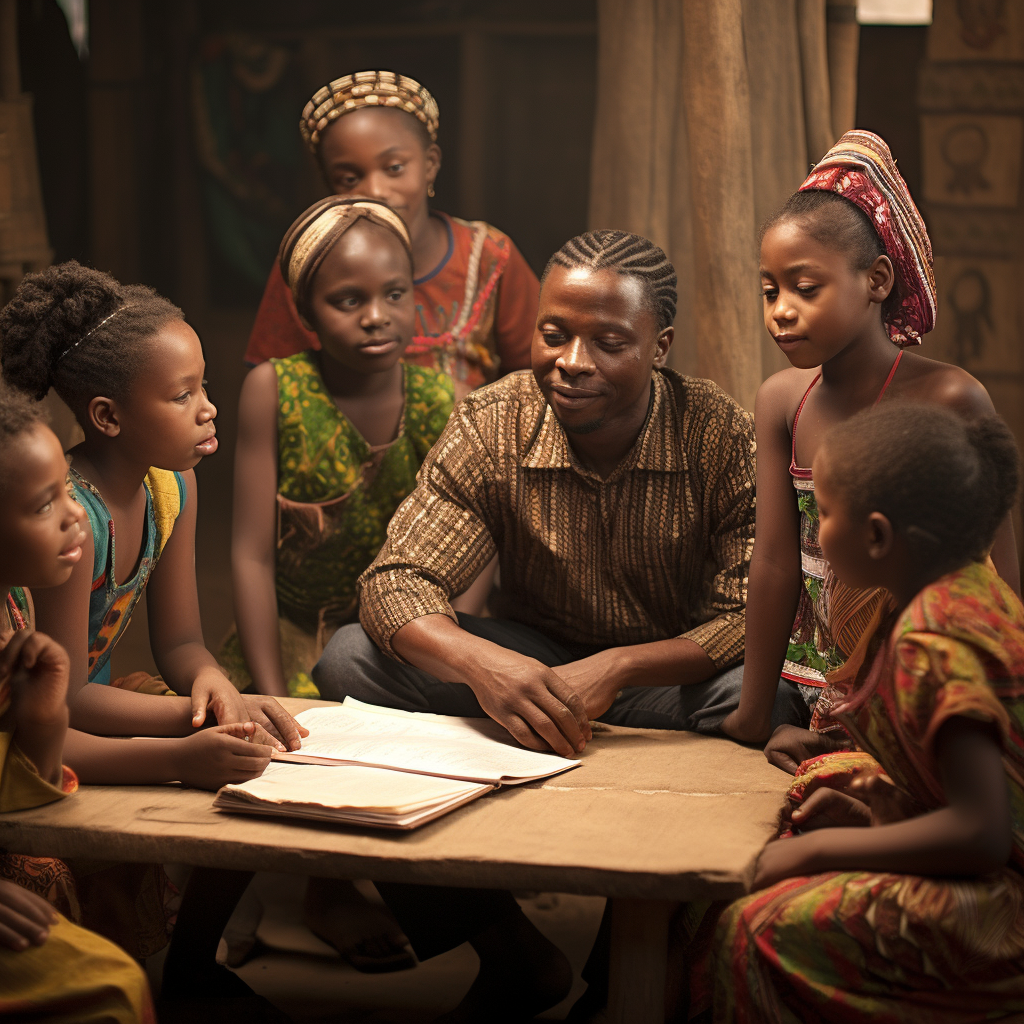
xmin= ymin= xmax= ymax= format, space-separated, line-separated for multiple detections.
xmin=278 ymin=197 xmax=412 ymax=322
xmin=300 ymin=70 xmax=440 ymax=154
xmin=799 ymin=130 xmax=936 ymax=347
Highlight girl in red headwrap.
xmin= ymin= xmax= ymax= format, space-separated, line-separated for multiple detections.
xmin=720 ymin=130 xmax=1019 ymax=753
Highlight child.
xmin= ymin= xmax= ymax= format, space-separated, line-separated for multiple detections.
xmin=720 ymin=130 xmax=1019 ymax=748
xmin=702 ymin=401 xmax=1024 ymax=1021
xmin=0 ymin=263 xmax=298 ymax=1013
xmin=224 ymin=196 xmax=453 ymax=700
xmin=222 ymin=195 xmax=452 ymax=971
xmin=0 ymin=384 xmax=156 ymax=1023
xmin=244 ymin=69 xmax=539 ymax=399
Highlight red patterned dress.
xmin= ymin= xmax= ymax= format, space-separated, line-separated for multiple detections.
xmin=708 ymin=560 xmax=1024 ymax=1022
xmin=245 ymin=212 xmax=538 ymax=399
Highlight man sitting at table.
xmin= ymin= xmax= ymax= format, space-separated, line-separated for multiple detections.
xmin=312 ymin=230 xmax=809 ymax=1023
xmin=313 ymin=229 xmax=807 ymax=753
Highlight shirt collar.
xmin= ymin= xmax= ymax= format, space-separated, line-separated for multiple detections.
xmin=521 ymin=370 xmax=681 ymax=475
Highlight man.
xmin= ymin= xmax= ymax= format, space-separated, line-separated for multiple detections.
xmin=314 ymin=229 xmax=807 ymax=751
xmin=313 ymin=230 xmax=808 ymax=1023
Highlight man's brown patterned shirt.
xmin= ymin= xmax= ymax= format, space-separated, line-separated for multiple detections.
xmin=359 ymin=368 xmax=755 ymax=667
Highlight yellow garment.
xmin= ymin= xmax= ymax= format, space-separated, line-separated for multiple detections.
xmin=145 ymin=466 xmax=183 ymax=561
xmin=0 ymin=913 xmax=154 ymax=1023
xmin=0 ymin=730 xmax=70 ymax=812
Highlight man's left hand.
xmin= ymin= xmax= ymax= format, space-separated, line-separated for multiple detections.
xmin=551 ymin=650 xmax=624 ymax=721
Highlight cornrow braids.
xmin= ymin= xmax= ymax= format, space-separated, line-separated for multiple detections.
xmin=0 ymin=261 xmax=182 ymax=424
xmin=822 ymin=402 xmax=1020 ymax=576
xmin=543 ymin=230 xmax=678 ymax=332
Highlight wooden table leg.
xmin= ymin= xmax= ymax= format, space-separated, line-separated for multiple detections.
xmin=607 ymin=897 xmax=674 ymax=1024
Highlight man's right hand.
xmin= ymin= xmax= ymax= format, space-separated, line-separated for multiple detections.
xmin=764 ymin=724 xmax=844 ymax=774
xmin=467 ymin=653 xmax=592 ymax=758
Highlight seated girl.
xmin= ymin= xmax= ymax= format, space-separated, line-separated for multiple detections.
xmin=245 ymin=69 xmax=538 ymax=399
xmin=0 ymin=384 xmax=155 ymax=1023
xmin=0 ymin=263 xmax=297 ymax=1013
xmin=223 ymin=196 xmax=453 ymax=701
xmin=221 ymin=196 xmax=453 ymax=972
xmin=699 ymin=400 xmax=1024 ymax=1022
xmin=721 ymin=129 xmax=1019 ymax=751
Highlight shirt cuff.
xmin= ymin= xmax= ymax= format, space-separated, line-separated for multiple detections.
xmin=359 ymin=568 xmax=459 ymax=661
xmin=679 ymin=612 xmax=746 ymax=669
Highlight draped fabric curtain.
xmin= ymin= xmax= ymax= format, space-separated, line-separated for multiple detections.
xmin=589 ymin=0 xmax=860 ymax=409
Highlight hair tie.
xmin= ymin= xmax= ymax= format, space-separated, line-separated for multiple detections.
xmin=56 ymin=304 xmax=133 ymax=364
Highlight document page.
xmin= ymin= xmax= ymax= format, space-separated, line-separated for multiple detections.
xmin=272 ymin=700 xmax=581 ymax=784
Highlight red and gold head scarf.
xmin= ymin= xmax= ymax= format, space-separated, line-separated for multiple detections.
xmin=799 ymin=130 xmax=936 ymax=347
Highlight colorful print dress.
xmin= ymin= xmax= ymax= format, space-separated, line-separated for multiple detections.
xmin=70 ymin=467 xmax=185 ymax=688
xmin=709 ymin=560 xmax=1024 ymax=1023
xmin=218 ymin=353 xmax=454 ymax=697
xmin=782 ymin=354 xmax=902 ymax=725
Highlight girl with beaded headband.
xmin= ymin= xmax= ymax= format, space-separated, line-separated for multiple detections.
xmin=244 ymin=69 xmax=539 ymax=399
xmin=719 ymin=130 xmax=1020 ymax=754
xmin=0 ymin=261 xmax=307 ymax=1015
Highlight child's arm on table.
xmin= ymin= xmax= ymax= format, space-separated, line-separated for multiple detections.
xmin=754 ymin=715 xmax=1010 ymax=888
xmin=146 ymin=469 xmax=306 ymax=751
xmin=62 ymin=721 xmax=273 ymax=789
xmin=230 ymin=362 xmax=289 ymax=698
xmin=0 ymin=630 xmax=70 ymax=787
xmin=722 ymin=374 xmax=806 ymax=744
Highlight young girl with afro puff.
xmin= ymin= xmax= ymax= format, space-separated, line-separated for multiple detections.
xmin=0 ymin=262 xmax=303 ymax=1018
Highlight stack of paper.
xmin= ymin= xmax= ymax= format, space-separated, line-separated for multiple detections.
xmin=213 ymin=699 xmax=581 ymax=830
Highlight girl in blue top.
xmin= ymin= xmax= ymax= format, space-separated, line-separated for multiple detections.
xmin=0 ymin=261 xmax=304 ymax=1012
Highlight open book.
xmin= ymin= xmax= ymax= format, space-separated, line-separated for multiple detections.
xmin=213 ymin=699 xmax=581 ymax=829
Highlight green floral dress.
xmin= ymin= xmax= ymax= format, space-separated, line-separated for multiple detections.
xmin=219 ymin=352 xmax=453 ymax=696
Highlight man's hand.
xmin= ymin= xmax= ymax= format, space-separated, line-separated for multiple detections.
xmin=173 ymin=721 xmax=274 ymax=790
xmin=189 ymin=669 xmax=287 ymax=751
xmin=467 ymin=652 xmax=592 ymax=758
xmin=720 ymin=707 xmax=774 ymax=745
xmin=0 ymin=878 xmax=59 ymax=950
xmin=550 ymin=649 xmax=623 ymax=721
xmin=764 ymin=724 xmax=845 ymax=774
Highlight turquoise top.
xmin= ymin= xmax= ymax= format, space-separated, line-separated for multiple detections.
xmin=70 ymin=467 xmax=186 ymax=684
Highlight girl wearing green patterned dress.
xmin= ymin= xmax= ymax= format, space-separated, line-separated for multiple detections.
xmin=224 ymin=195 xmax=454 ymax=701
xmin=224 ymin=195 xmax=454 ymax=972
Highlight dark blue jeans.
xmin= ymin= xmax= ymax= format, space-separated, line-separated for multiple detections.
xmin=313 ymin=614 xmax=808 ymax=735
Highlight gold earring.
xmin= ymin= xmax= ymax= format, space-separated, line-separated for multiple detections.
xmin=427 ymin=184 xmax=435 ymax=198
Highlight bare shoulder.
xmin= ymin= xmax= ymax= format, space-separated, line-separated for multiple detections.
xmin=238 ymin=361 xmax=280 ymax=423
xmin=755 ymin=366 xmax=819 ymax=426
xmin=894 ymin=352 xmax=994 ymax=418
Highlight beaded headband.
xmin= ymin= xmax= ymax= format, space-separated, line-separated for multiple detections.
xmin=299 ymin=70 xmax=440 ymax=154
xmin=56 ymin=304 xmax=133 ymax=364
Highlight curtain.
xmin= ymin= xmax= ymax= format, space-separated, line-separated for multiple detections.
xmin=588 ymin=0 xmax=859 ymax=409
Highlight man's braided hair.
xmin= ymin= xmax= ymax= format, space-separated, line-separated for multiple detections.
xmin=542 ymin=230 xmax=677 ymax=332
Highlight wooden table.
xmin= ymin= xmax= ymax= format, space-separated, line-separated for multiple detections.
xmin=0 ymin=699 xmax=790 ymax=1022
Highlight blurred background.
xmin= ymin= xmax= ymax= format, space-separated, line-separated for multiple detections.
xmin=1 ymin=0 xmax=1021 ymax=666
